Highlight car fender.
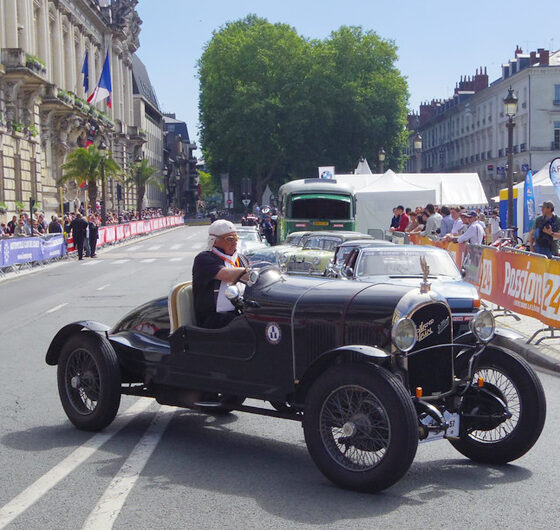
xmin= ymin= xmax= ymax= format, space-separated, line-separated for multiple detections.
xmin=45 ymin=321 xmax=111 ymax=366
xmin=295 ymin=344 xmax=391 ymax=402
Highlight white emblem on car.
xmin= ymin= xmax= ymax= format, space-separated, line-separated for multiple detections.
xmin=438 ymin=316 xmax=450 ymax=334
xmin=417 ymin=319 xmax=434 ymax=342
xmin=265 ymin=322 xmax=282 ymax=345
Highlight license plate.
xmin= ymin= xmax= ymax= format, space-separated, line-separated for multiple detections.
xmin=313 ymin=221 xmax=329 ymax=226
xmin=419 ymin=411 xmax=460 ymax=443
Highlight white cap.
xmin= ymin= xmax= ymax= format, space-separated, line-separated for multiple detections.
xmin=206 ymin=219 xmax=236 ymax=250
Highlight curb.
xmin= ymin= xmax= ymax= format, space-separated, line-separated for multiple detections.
xmin=493 ymin=333 xmax=560 ymax=374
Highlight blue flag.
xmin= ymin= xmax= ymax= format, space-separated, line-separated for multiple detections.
xmin=551 ymin=157 xmax=560 ymax=203
xmin=523 ymin=170 xmax=536 ymax=232
xmin=81 ymin=51 xmax=89 ymax=94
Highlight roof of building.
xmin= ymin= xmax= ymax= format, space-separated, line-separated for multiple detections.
xmin=163 ymin=114 xmax=191 ymax=142
xmin=132 ymin=54 xmax=160 ymax=111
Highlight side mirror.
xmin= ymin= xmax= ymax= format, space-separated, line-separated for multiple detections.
xmin=344 ymin=267 xmax=354 ymax=278
xmin=460 ymin=267 xmax=466 ymax=278
xmin=247 ymin=269 xmax=260 ymax=287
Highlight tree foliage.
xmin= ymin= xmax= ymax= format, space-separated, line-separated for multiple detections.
xmin=198 ymin=16 xmax=409 ymax=199
xmin=125 ymin=158 xmax=163 ymax=213
xmin=60 ymin=146 xmax=121 ymax=209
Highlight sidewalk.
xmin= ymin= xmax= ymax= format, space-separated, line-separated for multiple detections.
xmin=485 ymin=301 xmax=560 ymax=373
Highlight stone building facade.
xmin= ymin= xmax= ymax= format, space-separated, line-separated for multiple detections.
xmin=163 ymin=113 xmax=197 ymax=213
xmin=406 ymin=47 xmax=560 ymax=199
xmin=0 ymin=0 xmax=144 ymax=220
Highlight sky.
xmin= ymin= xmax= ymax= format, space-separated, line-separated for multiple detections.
xmin=136 ymin=0 xmax=558 ymax=153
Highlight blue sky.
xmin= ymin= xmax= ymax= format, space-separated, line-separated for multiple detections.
xmin=136 ymin=0 xmax=558 ymax=151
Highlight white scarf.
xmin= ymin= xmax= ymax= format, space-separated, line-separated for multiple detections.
xmin=211 ymin=247 xmax=245 ymax=312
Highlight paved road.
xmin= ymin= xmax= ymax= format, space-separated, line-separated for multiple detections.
xmin=1 ymin=225 xmax=559 ymax=529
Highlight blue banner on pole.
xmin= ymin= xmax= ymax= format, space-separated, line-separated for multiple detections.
xmin=523 ymin=170 xmax=536 ymax=233
xmin=0 ymin=235 xmax=67 ymax=268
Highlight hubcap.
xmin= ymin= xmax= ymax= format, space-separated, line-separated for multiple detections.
xmin=342 ymin=421 xmax=357 ymax=437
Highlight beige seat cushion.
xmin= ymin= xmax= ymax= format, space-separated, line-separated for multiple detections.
xmin=168 ymin=282 xmax=196 ymax=332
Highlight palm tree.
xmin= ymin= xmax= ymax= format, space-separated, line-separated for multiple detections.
xmin=59 ymin=146 xmax=122 ymax=209
xmin=126 ymin=158 xmax=164 ymax=214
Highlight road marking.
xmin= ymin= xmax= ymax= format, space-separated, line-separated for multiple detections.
xmin=140 ymin=258 xmax=156 ymax=263
xmin=81 ymin=407 xmax=174 ymax=530
xmin=170 ymin=244 xmax=182 ymax=250
xmin=0 ymin=399 xmax=153 ymax=529
xmin=146 ymin=245 xmax=161 ymax=251
xmin=169 ymin=257 xmax=184 ymax=262
xmin=46 ymin=303 xmax=68 ymax=314
xmin=96 ymin=284 xmax=111 ymax=291
xmin=190 ymin=242 xmax=203 ymax=250
xmin=113 ymin=259 xmax=130 ymax=264
xmin=123 ymin=245 xmax=142 ymax=252
xmin=81 ymin=260 xmax=103 ymax=266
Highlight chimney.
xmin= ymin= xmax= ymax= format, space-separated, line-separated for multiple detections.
xmin=515 ymin=45 xmax=523 ymax=57
xmin=540 ymin=49 xmax=550 ymax=66
xmin=530 ymin=51 xmax=537 ymax=65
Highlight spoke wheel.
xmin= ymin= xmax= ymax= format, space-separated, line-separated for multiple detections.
xmin=450 ymin=347 xmax=546 ymax=463
xmin=57 ymin=333 xmax=121 ymax=431
xmin=304 ymin=363 xmax=418 ymax=492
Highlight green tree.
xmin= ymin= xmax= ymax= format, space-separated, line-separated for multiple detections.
xmin=198 ymin=17 xmax=409 ymax=199
xmin=126 ymin=158 xmax=163 ymax=214
xmin=59 ymin=146 xmax=121 ymax=209
xmin=197 ymin=170 xmax=221 ymax=204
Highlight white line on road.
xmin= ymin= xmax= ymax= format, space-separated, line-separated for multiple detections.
xmin=81 ymin=260 xmax=103 ymax=266
xmin=96 ymin=284 xmax=111 ymax=291
xmin=46 ymin=303 xmax=68 ymax=314
xmin=170 ymin=244 xmax=182 ymax=250
xmin=146 ymin=245 xmax=161 ymax=251
xmin=140 ymin=258 xmax=156 ymax=263
xmin=81 ymin=407 xmax=174 ymax=530
xmin=190 ymin=242 xmax=203 ymax=250
xmin=113 ymin=259 xmax=130 ymax=264
xmin=169 ymin=257 xmax=184 ymax=262
xmin=123 ymin=245 xmax=143 ymax=252
xmin=0 ymin=399 xmax=153 ymax=529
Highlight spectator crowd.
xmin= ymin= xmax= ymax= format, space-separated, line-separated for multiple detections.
xmin=389 ymin=203 xmax=502 ymax=246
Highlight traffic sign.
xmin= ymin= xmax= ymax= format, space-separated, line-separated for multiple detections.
xmin=242 ymin=199 xmax=251 ymax=206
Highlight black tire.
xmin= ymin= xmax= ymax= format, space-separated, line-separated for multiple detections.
xmin=57 ymin=332 xmax=121 ymax=431
xmin=450 ymin=347 xmax=546 ymax=464
xmin=197 ymin=394 xmax=245 ymax=414
xmin=303 ymin=363 xmax=418 ymax=492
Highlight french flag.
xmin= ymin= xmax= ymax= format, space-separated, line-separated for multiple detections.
xmin=87 ymin=51 xmax=112 ymax=108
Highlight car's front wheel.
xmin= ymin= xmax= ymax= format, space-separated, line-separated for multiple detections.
xmin=450 ymin=347 xmax=546 ymax=463
xmin=303 ymin=363 xmax=418 ymax=492
xmin=57 ymin=332 xmax=121 ymax=431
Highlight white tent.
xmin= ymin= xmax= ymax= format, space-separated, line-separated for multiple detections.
xmin=335 ymin=170 xmax=488 ymax=232
xmin=336 ymin=171 xmax=435 ymax=233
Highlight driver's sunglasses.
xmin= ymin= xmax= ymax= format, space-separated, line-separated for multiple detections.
xmin=219 ymin=235 xmax=239 ymax=243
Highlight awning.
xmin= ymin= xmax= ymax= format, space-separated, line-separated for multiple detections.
xmin=292 ymin=193 xmax=351 ymax=202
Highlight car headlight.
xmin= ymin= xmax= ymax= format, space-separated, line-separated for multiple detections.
xmin=470 ymin=310 xmax=495 ymax=343
xmin=392 ymin=318 xmax=417 ymax=353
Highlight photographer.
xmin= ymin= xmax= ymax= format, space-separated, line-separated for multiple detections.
xmin=529 ymin=201 xmax=560 ymax=258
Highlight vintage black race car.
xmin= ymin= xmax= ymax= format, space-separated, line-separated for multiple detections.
xmin=46 ymin=265 xmax=547 ymax=492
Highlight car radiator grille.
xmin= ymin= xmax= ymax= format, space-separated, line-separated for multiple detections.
xmin=407 ymin=303 xmax=454 ymax=396
xmin=287 ymin=261 xmax=313 ymax=273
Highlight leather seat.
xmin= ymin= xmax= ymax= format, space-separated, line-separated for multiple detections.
xmin=168 ymin=282 xmax=196 ymax=332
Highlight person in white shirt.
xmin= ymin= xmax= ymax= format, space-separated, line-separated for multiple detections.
xmin=450 ymin=207 xmax=464 ymax=235
xmin=454 ymin=211 xmax=485 ymax=244
xmin=488 ymin=209 xmax=502 ymax=242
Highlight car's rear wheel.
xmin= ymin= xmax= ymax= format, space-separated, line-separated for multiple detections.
xmin=303 ymin=363 xmax=418 ymax=492
xmin=450 ymin=347 xmax=546 ymax=463
xmin=57 ymin=333 xmax=121 ymax=431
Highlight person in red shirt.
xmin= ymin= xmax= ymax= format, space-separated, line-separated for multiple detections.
xmin=390 ymin=205 xmax=409 ymax=232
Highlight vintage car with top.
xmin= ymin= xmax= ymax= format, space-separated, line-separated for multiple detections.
xmin=281 ymin=231 xmax=373 ymax=276
xmin=337 ymin=244 xmax=483 ymax=336
xmin=46 ymin=264 xmax=546 ymax=492
xmin=325 ymin=238 xmax=394 ymax=278
xmin=245 ymin=230 xmax=312 ymax=268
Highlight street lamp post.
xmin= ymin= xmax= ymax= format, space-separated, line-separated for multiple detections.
xmin=413 ymin=133 xmax=423 ymax=173
xmin=378 ymin=147 xmax=386 ymax=173
xmin=504 ymin=86 xmax=518 ymax=229
xmin=99 ymin=141 xmax=107 ymax=226
xmin=135 ymin=155 xmax=142 ymax=218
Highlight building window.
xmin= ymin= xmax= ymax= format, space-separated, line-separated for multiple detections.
xmin=554 ymin=121 xmax=560 ymax=150
xmin=520 ymin=143 xmax=526 ymax=152
xmin=498 ymin=148 xmax=504 ymax=157
xmin=554 ymin=85 xmax=560 ymax=105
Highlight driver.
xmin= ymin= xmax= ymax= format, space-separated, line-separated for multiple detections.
xmin=192 ymin=220 xmax=250 ymax=328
